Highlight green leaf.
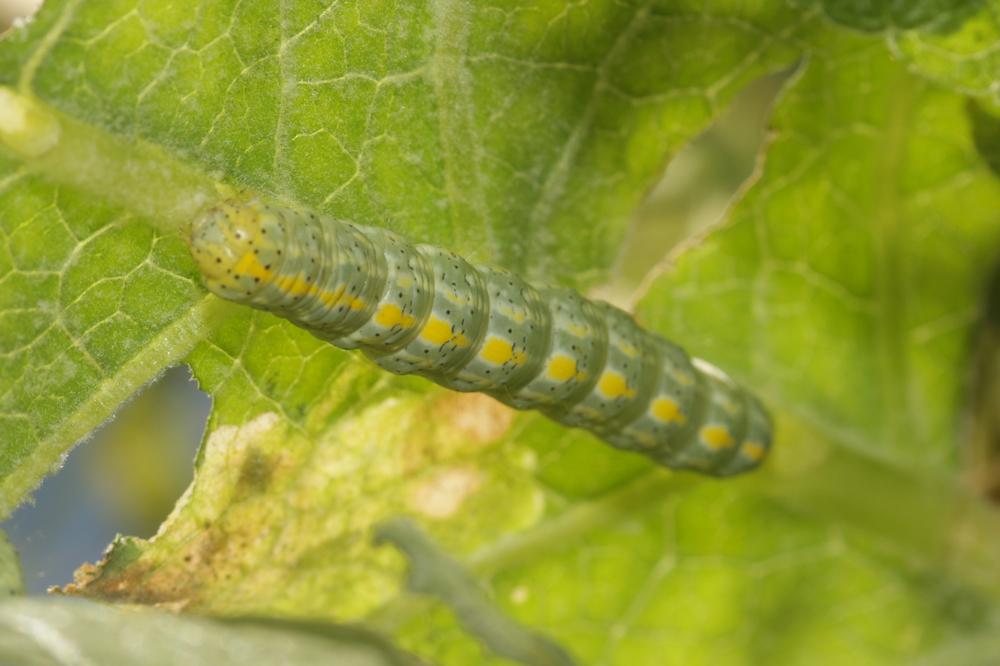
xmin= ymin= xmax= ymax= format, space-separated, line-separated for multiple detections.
xmin=2 ymin=1 xmax=1000 ymax=665
xmin=803 ymin=1 xmax=1000 ymax=102
xmin=636 ymin=22 xmax=1000 ymax=469
xmin=0 ymin=0 xmax=803 ymax=513
xmin=812 ymin=0 xmax=983 ymax=32
xmin=0 ymin=597 xmax=423 ymax=665
xmin=375 ymin=518 xmax=577 ymax=666
xmin=0 ymin=531 xmax=23 ymax=598
xmin=0 ymin=158 xmax=218 ymax=515
xmin=970 ymin=100 xmax=1000 ymax=177
xmin=885 ymin=1 xmax=1000 ymax=101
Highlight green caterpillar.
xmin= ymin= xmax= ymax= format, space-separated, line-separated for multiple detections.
xmin=189 ymin=194 xmax=771 ymax=476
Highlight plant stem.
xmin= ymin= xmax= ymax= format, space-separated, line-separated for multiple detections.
xmin=754 ymin=441 xmax=1000 ymax=599
xmin=0 ymin=87 xmax=215 ymax=232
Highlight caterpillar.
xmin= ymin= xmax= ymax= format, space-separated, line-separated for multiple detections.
xmin=189 ymin=195 xmax=772 ymax=477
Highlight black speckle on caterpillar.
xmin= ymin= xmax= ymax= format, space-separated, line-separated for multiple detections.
xmin=189 ymin=194 xmax=772 ymax=477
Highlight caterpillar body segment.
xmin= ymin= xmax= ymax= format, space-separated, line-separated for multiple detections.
xmin=190 ymin=196 xmax=772 ymax=477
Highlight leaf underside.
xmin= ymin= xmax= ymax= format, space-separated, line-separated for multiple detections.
xmin=1 ymin=1 xmax=1000 ymax=664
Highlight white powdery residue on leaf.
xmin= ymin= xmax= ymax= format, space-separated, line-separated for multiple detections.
xmin=436 ymin=393 xmax=516 ymax=446
xmin=11 ymin=15 xmax=35 ymax=29
xmin=203 ymin=412 xmax=281 ymax=465
xmin=192 ymin=412 xmax=282 ymax=515
xmin=307 ymin=398 xmax=420 ymax=483
xmin=408 ymin=466 xmax=484 ymax=519
xmin=510 ymin=585 xmax=529 ymax=605
xmin=513 ymin=447 xmax=539 ymax=472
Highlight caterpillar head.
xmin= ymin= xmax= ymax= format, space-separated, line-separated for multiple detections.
xmin=190 ymin=198 xmax=286 ymax=303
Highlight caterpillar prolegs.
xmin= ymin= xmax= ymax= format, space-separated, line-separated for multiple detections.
xmin=189 ymin=196 xmax=772 ymax=477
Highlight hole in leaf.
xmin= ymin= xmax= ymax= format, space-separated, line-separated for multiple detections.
xmin=2 ymin=365 xmax=209 ymax=593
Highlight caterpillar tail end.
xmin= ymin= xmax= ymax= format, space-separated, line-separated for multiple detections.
xmin=708 ymin=396 xmax=772 ymax=477
xmin=645 ymin=359 xmax=773 ymax=478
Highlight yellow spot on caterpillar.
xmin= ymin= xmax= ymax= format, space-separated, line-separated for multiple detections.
xmin=320 ymin=285 xmax=347 ymax=307
xmin=233 ymin=252 xmax=273 ymax=281
xmin=720 ymin=396 xmax=738 ymax=414
xmin=742 ymin=441 xmax=766 ymax=461
xmin=546 ymin=355 xmax=578 ymax=382
xmin=421 ymin=318 xmax=452 ymax=344
xmin=420 ymin=317 xmax=469 ymax=347
xmin=342 ymin=295 xmax=366 ymax=311
xmin=277 ymin=273 xmax=312 ymax=297
xmin=674 ymin=371 xmax=694 ymax=386
xmin=246 ymin=272 xmax=357 ymax=311
xmin=567 ymin=323 xmax=588 ymax=337
xmin=396 ymin=275 xmax=413 ymax=288
xmin=574 ymin=405 xmax=603 ymax=420
xmin=444 ymin=289 xmax=466 ymax=305
xmin=312 ymin=285 xmax=365 ymax=311
xmin=480 ymin=337 xmax=526 ymax=366
xmin=651 ymin=398 xmax=686 ymax=424
xmin=633 ymin=431 xmax=656 ymax=447
xmin=497 ymin=306 xmax=527 ymax=324
xmin=374 ymin=303 xmax=416 ymax=329
xmin=700 ymin=425 xmax=734 ymax=450
xmin=620 ymin=343 xmax=640 ymax=358
xmin=598 ymin=371 xmax=636 ymax=399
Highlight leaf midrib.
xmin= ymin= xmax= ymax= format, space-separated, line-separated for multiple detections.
xmin=873 ymin=58 xmax=918 ymax=452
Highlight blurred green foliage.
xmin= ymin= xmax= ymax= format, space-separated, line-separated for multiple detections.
xmin=1 ymin=1 xmax=1000 ymax=665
